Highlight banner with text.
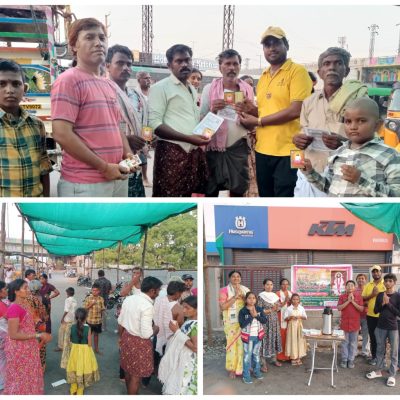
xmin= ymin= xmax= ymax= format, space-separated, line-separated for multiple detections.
xmin=291 ymin=264 xmax=353 ymax=310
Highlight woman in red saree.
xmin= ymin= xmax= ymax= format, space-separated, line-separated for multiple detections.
xmin=4 ymin=279 xmax=51 ymax=395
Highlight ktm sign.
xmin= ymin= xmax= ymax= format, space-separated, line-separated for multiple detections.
xmin=308 ymin=220 xmax=355 ymax=237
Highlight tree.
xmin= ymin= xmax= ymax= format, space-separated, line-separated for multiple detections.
xmin=94 ymin=211 xmax=197 ymax=269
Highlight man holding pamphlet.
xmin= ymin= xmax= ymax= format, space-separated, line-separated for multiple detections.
xmin=200 ymin=49 xmax=254 ymax=197
xmin=292 ymin=46 xmax=368 ymax=196
xmin=148 ymin=44 xmax=210 ymax=197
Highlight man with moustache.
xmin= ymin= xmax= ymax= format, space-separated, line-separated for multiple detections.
xmin=292 ymin=47 xmax=367 ymax=196
xmin=239 ymin=27 xmax=312 ymax=197
xmin=148 ymin=44 xmax=210 ymax=197
xmin=200 ymin=49 xmax=254 ymax=197
xmin=105 ymin=44 xmax=148 ymax=197
xmin=51 ymin=18 xmax=135 ymax=197
xmin=362 ymin=265 xmax=386 ymax=366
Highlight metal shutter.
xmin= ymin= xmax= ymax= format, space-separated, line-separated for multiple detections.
xmin=232 ymin=249 xmax=309 ymax=265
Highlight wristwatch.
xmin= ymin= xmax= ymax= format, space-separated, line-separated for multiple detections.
xmin=258 ymin=116 xmax=263 ymax=127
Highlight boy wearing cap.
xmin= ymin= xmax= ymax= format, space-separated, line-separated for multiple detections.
xmin=239 ymin=26 xmax=312 ymax=197
xmin=362 ymin=265 xmax=386 ymax=365
xmin=366 ymin=273 xmax=400 ymax=387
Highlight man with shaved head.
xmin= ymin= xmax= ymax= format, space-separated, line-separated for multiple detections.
xmin=302 ymin=97 xmax=400 ymax=196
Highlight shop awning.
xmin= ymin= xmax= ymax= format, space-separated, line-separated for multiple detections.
xmin=342 ymin=203 xmax=400 ymax=239
xmin=17 ymin=203 xmax=196 ymax=256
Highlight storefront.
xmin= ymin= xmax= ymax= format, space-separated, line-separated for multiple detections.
xmin=206 ymin=204 xmax=394 ymax=293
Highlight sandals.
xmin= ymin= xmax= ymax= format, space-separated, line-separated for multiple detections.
xmin=261 ymin=366 xmax=268 ymax=373
xmin=274 ymin=361 xmax=282 ymax=367
xmin=387 ymin=377 xmax=396 ymax=387
xmin=366 ymin=371 xmax=382 ymax=379
xmin=291 ymin=359 xmax=303 ymax=366
xmin=229 ymin=371 xmax=236 ymax=379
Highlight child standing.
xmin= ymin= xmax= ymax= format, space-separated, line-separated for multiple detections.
xmin=84 ymin=283 xmax=105 ymax=354
xmin=0 ymin=59 xmax=52 ymax=197
xmin=58 ymin=288 xmax=77 ymax=368
xmin=283 ymin=294 xmax=307 ymax=366
xmin=238 ymin=292 xmax=267 ymax=384
xmin=66 ymin=308 xmax=99 ymax=395
xmin=337 ymin=280 xmax=364 ymax=368
xmin=302 ymin=97 xmax=400 ymax=197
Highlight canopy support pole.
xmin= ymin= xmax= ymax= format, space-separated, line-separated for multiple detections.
xmin=141 ymin=228 xmax=148 ymax=268
xmin=102 ymin=248 xmax=105 ymax=268
xmin=117 ymin=241 xmax=121 ymax=282
xmin=204 ymin=216 xmax=213 ymax=345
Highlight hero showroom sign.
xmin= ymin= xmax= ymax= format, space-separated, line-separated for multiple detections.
xmin=214 ymin=206 xmax=268 ymax=248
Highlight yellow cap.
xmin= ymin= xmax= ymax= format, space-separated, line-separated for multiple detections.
xmin=370 ymin=264 xmax=382 ymax=272
xmin=261 ymin=26 xmax=287 ymax=43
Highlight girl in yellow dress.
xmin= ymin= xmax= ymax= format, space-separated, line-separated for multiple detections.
xmin=283 ymin=294 xmax=307 ymax=366
xmin=66 ymin=308 xmax=100 ymax=395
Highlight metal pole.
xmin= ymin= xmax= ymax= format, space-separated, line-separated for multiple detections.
xmin=102 ymin=248 xmax=105 ymax=268
xmin=141 ymin=228 xmax=148 ymax=268
xmin=0 ymin=204 xmax=6 ymax=281
xmin=117 ymin=242 xmax=121 ymax=282
xmin=204 ymin=218 xmax=213 ymax=345
xmin=90 ymin=253 xmax=93 ymax=281
xmin=21 ymin=216 xmax=25 ymax=275
xmin=32 ymin=230 xmax=35 ymax=273
xmin=397 ymin=23 xmax=400 ymax=55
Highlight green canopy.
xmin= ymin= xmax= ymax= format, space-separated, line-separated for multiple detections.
xmin=17 ymin=203 xmax=196 ymax=256
xmin=342 ymin=203 xmax=400 ymax=239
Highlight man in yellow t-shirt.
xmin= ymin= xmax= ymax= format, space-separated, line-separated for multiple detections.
xmin=239 ymin=26 xmax=312 ymax=197
xmin=362 ymin=265 xmax=386 ymax=365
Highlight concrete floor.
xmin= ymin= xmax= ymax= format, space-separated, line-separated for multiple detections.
xmin=203 ymin=331 xmax=400 ymax=395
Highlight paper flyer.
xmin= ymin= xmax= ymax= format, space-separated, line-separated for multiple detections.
xmin=192 ymin=112 xmax=224 ymax=138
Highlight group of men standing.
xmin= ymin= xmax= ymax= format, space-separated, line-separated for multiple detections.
xmin=49 ymin=18 xmax=371 ymax=198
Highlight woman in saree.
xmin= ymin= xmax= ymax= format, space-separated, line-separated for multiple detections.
xmin=158 ymin=295 xmax=198 ymax=394
xmin=257 ymin=278 xmax=282 ymax=370
xmin=4 ymin=279 xmax=51 ymax=395
xmin=276 ymin=278 xmax=292 ymax=362
xmin=0 ymin=281 xmax=9 ymax=393
xmin=39 ymin=273 xmax=60 ymax=334
xmin=219 ymin=270 xmax=250 ymax=379
xmin=26 ymin=279 xmax=49 ymax=371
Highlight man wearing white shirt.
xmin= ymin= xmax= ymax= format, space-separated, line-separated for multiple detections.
xmin=118 ymin=276 xmax=162 ymax=395
xmin=154 ymin=280 xmax=186 ymax=357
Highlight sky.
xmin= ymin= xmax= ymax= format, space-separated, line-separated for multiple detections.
xmin=68 ymin=4 xmax=400 ymax=69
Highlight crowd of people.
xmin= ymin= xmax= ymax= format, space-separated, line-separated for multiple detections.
xmin=219 ymin=267 xmax=400 ymax=388
xmin=0 ymin=18 xmax=398 ymax=198
xmin=0 ymin=267 xmax=198 ymax=395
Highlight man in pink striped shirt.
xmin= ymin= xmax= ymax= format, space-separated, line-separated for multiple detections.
xmin=51 ymin=18 xmax=134 ymax=197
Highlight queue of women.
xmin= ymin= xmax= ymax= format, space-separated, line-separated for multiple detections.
xmin=0 ymin=271 xmax=59 ymax=395
xmin=219 ymin=271 xmax=307 ymax=384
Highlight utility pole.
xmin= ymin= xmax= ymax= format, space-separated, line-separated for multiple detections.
xmin=222 ymin=5 xmax=235 ymax=50
xmin=142 ymin=5 xmax=153 ymax=54
xmin=396 ymin=23 xmax=400 ymax=55
xmin=104 ymin=12 xmax=111 ymax=38
xmin=0 ymin=204 xmax=5 ymax=281
xmin=244 ymin=57 xmax=250 ymax=70
xmin=338 ymin=36 xmax=347 ymax=49
xmin=368 ymin=24 xmax=379 ymax=59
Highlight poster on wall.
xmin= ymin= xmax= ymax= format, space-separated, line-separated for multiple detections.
xmin=291 ymin=264 xmax=352 ymax=310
